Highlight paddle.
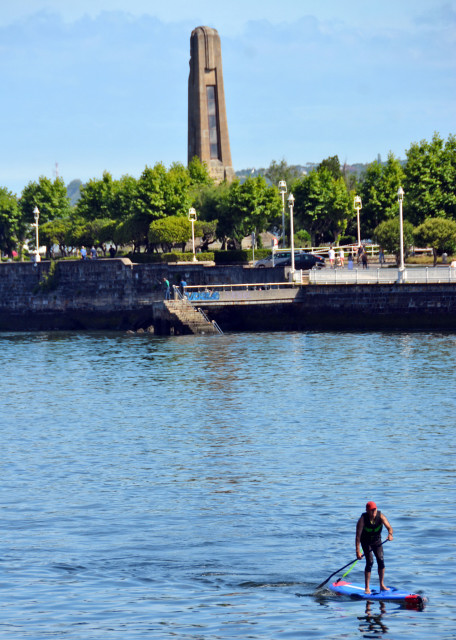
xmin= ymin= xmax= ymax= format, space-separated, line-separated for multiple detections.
xmin=316 ymin=539 xmax=388 ymax=590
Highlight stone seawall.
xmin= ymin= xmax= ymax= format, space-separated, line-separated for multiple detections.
xmin=0 ymin=259 xmax=285 ymax=330
xmin=205 ymin=283 xmax=456 ymax=331
xmin=1 ymin=259 xmax=456 ymax=332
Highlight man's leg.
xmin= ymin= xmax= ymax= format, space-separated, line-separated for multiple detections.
xmin=364 ymin=568 xmax=372 ymax=594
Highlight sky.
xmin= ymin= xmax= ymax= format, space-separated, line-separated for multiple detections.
xmin=1 ymin=0 xmax=455 ymax=195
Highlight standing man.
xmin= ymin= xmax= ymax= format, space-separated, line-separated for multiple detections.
xmin=356 ymin=501 xmax=393 ymax=594
xmin=163 ymin=277 xmax=170 ymax=300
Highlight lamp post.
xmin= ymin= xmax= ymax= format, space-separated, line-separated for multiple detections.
xmin=33 ymin=206 xmax=41 ymax=264
xmin=354 ymin=195 xmax=362 ymax=249
xmin=278 ymin=180 xmax=287 ymax=248
xmin=188 ymin=207 xmax=197 ymax=262
xmin=287 ymin=192 xmax=295 ymax=274
xmin=397 ymin=186 xmax=405 ymax=277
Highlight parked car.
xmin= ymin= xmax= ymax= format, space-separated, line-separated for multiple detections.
xmin=281 ymin=253 xmax=325 ymax=269
xmin=255 ymin=251 xmax=325 ymax=269
xmin=254 ymin=251 xmax=293 ymax=268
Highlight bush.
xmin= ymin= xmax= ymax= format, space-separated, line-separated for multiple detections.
xmin=213 ymin=249 xmax=271 ymax=264
xmin=127 ymin=252 xmax=214 ymax=264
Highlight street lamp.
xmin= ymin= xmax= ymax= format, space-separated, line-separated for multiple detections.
xmin=287 ymin=192 xmax=295 ymax=274
xmin=278 ymin=180 xmax=287 ymax=248
xmin=354 ymin=195 xmax=362 ymax=249
xmin=188 ymin=207 xmax=197 ymax=262
xmin=397 ymin=186 xmax=405 ymax=275
xmin=33 ymin=206 xmax=41 ymax=264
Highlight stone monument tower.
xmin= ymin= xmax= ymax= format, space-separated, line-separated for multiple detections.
xmin=188 ymin=26 xmax=235 ymax=183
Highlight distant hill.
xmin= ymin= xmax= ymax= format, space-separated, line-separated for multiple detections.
xmin=66 ymin=159 xmax=402 ymax=202
xmin=235 ymin=162 xmax=370 ymax=184
xmin=67 ymin=179 xmax=82 ymax=206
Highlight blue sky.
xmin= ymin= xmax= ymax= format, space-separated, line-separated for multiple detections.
xmin=1 ymin=0 xmax=455 ymax=195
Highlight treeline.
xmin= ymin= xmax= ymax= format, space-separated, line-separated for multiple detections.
xmin=0 ymin=133 xmax=455 ymax=262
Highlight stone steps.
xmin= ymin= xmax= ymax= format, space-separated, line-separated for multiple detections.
xmin=164 ymin=300 xmax=219 ymax=335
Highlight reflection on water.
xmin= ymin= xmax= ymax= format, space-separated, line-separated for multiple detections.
xmin=359 ymin=601 xmax=389 ymax=637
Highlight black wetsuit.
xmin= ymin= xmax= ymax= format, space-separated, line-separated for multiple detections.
xmin=360 ymin=511 xmax=385 ymax=571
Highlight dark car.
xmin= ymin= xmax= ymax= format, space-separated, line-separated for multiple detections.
xmin=281 ymin=253 xmax=325 ymax=269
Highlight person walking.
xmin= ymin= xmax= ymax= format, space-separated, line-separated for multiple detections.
xmin=329 ymin=246 xmax=335 ymax=269
xmin=339 ymin=248 xmax=345 ymax=268
xmin=356 ymin=501 xmax=393 ymax=594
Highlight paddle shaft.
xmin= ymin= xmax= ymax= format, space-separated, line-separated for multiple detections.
xmin=316 ymin=539 xmax=388 ymax=590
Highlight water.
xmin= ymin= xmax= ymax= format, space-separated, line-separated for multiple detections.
xmin=1 ymin=330 xmax=455 ymax=639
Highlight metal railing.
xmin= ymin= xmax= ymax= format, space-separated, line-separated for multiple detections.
xmin=309 ymin=266 xmax=456 ymax=285
xmin=172 ymin=286 xmax=224 ymax=334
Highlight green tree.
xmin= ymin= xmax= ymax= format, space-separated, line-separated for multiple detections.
xmin=20 ymin=176 xmax=71 ymax=225
xmin=40 ymin=218 xmax=72 ymax=257
xmin=318 ymin=155 xmax=342 ymax=179
xmin=374 ymin=218 xmax=415 ymax=264
xmin=403 ymin=132 xmax=456 ymax=225
xmin=0 ymin=187 xmax=20 ymax=256
xmin=148 ymin=216 xmax=192 ymax=252
xmin=76 ymin=172 xmax=116 ymax=221
xmin=264 ymin=159 xmax=302 ymax=189
xmin=188 ymin=156 xmax=214 ymax=188
xmin=224 ymin=176 xmax=282 ymax=245
xmin=20 ymin=176 xmax=71 ymax=253
xmin=293 ymin=168 xmax=352 ymax=245
xmin=359 ymin=153 xmax=405 ymax=237
xmin=414 ymin=217 xmax=456 ymax=265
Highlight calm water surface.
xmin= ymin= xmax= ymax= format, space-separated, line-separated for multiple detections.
xmin=1 ymin=330 xmax=455 ymax=639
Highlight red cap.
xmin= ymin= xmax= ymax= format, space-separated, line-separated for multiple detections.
xmin=366 ymin=501 xmax=377 ymax=511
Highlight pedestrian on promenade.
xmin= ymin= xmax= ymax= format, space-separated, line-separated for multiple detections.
xmin=180 ymin=278 xmax=187 ymax=297
xmin=378 ymin=247 xmax=385 ymax=266
xmin=356 ymin=501 xmax=393 ymax=594
xmin=329 ymin=246 xmax=335 ymax=268
xmin=339 ymin=248 xmax=345 ymax=268
xmin=357 ymin=245 xmax=363 ymax=265
xmin=163 ymin=278 xmax=170 ymax=300
xmin=80 ymin=246 xmax=87 ymax=260
xmin=348 ymin=254 xmax=354 ymax=270
xmin=90 ymin=246 xmax=97 ymax=259
xmin=362 ymin=251 xmax=368 ymax=269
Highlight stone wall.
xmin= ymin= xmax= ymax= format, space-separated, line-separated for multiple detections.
xmin=0 ymin=259 xmax=285 ymax=330
xmin=2 ymin=259 xmax=456 ymax=332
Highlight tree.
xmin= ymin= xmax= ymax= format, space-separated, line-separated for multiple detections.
xmin=40 ymin=218 xmax=72 ymax=257
xmin=414 ymin=217 xmax=456 ymax=266
xmin=403 ymin=132 xmax=456 ymax=225
xmin=224 ymin=176 xmax=282 ymax=245
xmin=188 ymin=156 xmax=214 ymax=188
xmin=20 ymin=176 xmax=71 ymax=226
xmin=293 ymin=168 xmax=352 ymax=245
xmin=264 ymin=159 xmax=302 ymax=189
xmin=318 ymin=155 xmax=342 ymax=179
xmin=195 ymin=219 xmax=218 ymax=251
xmin=374 ymin=218 xmax=415 ymax=264
xmin=20 ymin=176 xmax=71 ymax=254
xmin=0 ymin=187 xmax=20 ymax=256
xmin=148 ymin=216 xmax=192 ymax=252
xmin=359 ymin=153 xmax=405 ymax=237
xmin=76 ymin=172 xmax=116 ymax=221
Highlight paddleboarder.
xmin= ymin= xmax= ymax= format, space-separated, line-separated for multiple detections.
xmin=356 ymin=501 xmax=393 ymax=594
